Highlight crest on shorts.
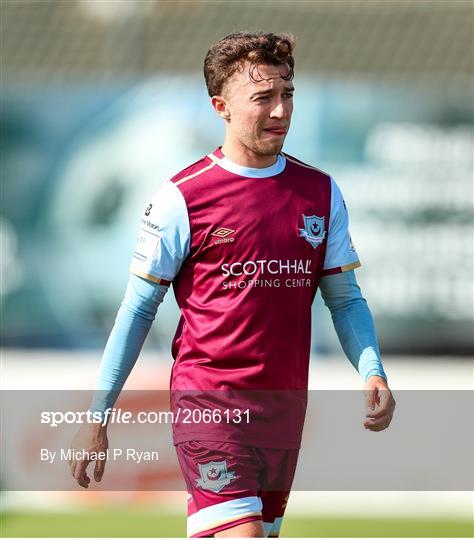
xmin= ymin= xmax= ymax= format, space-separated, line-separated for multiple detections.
xmin=299 ymin=215 xmax=326 ymax=249
xmin=195 ymin=460 xmax=237 ymax=493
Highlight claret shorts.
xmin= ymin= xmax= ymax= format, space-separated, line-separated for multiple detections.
xmin=175 ymin=440 xmax=299 ymax=538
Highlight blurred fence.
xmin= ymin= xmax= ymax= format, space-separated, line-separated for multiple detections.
xmin=3 ymin=0 xmax=472 ymax=85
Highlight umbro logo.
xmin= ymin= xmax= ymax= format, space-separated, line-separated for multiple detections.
xmin=211 ymin=227 xmax=235 ymax=238
xmin=211 ymin=227 xmax=235 ymax=245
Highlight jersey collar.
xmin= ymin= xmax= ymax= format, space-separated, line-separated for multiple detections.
xmin=208 ymin=147 xmax=286 ymax=178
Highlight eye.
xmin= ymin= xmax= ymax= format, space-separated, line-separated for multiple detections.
xmin=283 ymin=92 xmax=294 ymax=99
xmin=256 ymin=95 xmax=270 ymax=101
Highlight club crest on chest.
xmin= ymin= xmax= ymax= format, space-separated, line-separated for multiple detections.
xmin=299 ymin=214 xmax=326 ymax=249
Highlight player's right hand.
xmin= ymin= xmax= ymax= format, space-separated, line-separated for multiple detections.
xmin=68 ymin=423 xmax=108 ymax=488
xmin=363 ymin=376 xmax=396 ymax=432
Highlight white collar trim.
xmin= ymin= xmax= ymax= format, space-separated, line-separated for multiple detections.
xmin=208 ymin=152 xmax=286 ymax=178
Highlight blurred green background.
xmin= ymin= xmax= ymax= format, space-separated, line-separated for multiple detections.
xmin=1 ymin=0 xmax=473 ymax=537
xmin=1 ymin=509 xmax=472 ymax=537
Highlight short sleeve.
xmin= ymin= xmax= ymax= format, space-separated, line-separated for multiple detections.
xmin=322 ymin=177 xmax=361 ymax=276
xmin=129 ymin=181 xmax=190 ymax=285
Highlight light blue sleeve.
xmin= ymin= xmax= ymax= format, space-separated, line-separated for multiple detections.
xmin=129 ymin=180 xmax=190 ymax=284
xmin=88 ymin=181 xmax=191 ymax=417
xmin=323 ymin=177 xmax=361 ymax=274
xmin=319 ymin=270 xmax=387 ymax=382
xmin=88 ymin=273 xmax=168 ymax=416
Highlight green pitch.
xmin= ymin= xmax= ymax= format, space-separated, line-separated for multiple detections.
xmin=1 ymin=510 xmax=472 ymax=537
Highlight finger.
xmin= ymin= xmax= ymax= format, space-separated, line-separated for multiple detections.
xmin=73 ymin=460 xmax=91 ymax=488
xmin=69 ymin=459 xmax=76 ymax=476
xmin=365 ymin=421 xmax=390 ymax=432
xmin=72 ymin=465 xmax=90 ymax=488
xmin=364 ymin=415 xmax=389 ymax=428
xmin=365 ymin=422 xmax=388 ymax=432
xmin=365 ymin=407 xmax=392 ymax=423
xmin=94 ymin=456 xmax=107 ymax=482
xmin=364 ymin=388 xmax=378 ymax=411
xmin=366 ymin=407 xmax=388 ymax=419
xmin=377 ymin=390 xmax=393 ymax=411
xmin=364 ymin=412 xmax=393 ymax=431
xmin=366 ymin=391 xmax=394 ymax=419
xmin=365 ymin=407 xmax=392 ymax=422
xmin=75 ymin=469 xmax=90 ymax=488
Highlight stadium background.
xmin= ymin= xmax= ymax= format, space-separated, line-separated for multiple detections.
xmin=1 ymin=0 xmax=473 ymax=537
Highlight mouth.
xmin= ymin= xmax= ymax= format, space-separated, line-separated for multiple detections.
xmin=264 ymin=127 xmax=288 ymax=136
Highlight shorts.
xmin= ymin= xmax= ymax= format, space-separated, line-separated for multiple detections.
xmin=175 ymin=440 xmax=299 ymax=538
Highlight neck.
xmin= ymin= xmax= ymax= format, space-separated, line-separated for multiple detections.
xmin=221 ymin=139 xmax=278 ymax=169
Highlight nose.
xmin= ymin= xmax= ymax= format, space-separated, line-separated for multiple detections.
xmin=270 ymin=101 xmax=286 ymax=119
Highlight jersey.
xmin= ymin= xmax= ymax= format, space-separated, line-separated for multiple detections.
xmin=129 ymin=147 xmax=360 ymax=448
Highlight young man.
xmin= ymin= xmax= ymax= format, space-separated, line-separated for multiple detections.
xmin=69 ymin=32 xmax=395 ymax=537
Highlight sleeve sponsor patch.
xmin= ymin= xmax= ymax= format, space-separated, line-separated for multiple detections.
xmin=133 ymin=228 xmax=160 ymax=262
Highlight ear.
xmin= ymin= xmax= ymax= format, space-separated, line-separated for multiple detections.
xmin=211 ymin=95 xmax=231 ymax=120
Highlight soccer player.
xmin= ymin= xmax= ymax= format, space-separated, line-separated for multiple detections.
xmin=69 ymin=32 xmax=395 ymax=537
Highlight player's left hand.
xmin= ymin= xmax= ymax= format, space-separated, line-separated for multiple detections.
xmin=363 ymin=376 xmax=395 ymax=432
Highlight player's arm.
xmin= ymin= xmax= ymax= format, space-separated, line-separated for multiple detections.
xmin=87 ymin=274 xmax=168 ymax=416
xmin=319 ymin=270 xmax=386 ymax=382
xmin=319 ymin=271 xmax=395 ymax=431
xmin=69 ymin=180 xmax=190 ymax=488
xmin=69 ymin=274 xmax=166 ymax=487
xmin=320 ymin=178 xmax=395 ymax=432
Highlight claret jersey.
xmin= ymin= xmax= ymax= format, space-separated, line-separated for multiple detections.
xmin=130 ymin=148 xmax=360 ymax=447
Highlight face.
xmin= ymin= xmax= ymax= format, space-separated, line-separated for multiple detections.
xmin=213 ymin=62 xmax=294 ymax=161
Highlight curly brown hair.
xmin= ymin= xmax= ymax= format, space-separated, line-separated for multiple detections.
xmin=203 ymin=31 xmax=295 ymax=97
